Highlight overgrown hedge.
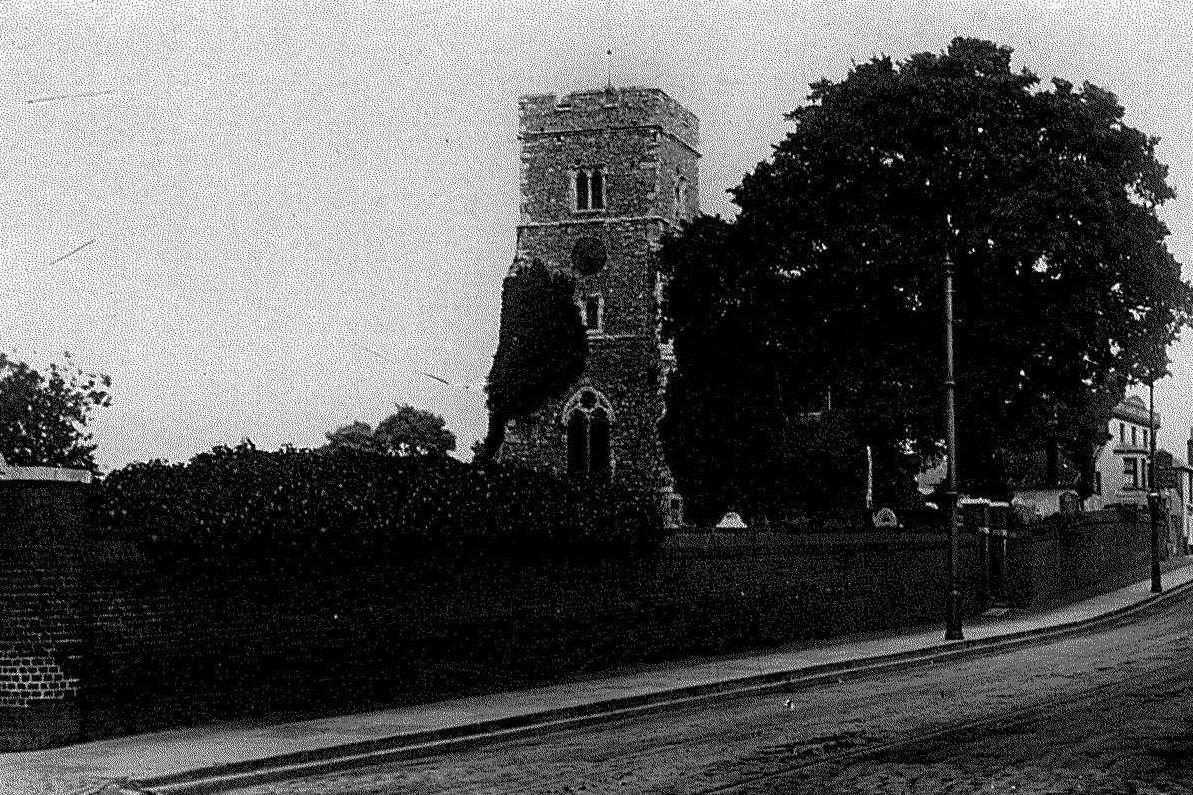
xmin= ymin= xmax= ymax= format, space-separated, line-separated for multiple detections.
xmin=95 ymin=442 xmax=659 ymax=565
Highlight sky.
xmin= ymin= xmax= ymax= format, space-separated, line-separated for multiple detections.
xmin=4 ymin=0 xmax=1193 ymax=471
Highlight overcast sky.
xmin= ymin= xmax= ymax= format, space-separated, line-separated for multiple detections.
xmin=5 ymin=0 xmax=1192 ymax=471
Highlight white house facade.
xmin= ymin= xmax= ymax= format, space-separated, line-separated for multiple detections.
xmin=1087 ymin=396 xmax=1157 ymax=511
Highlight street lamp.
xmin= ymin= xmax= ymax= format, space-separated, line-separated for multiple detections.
xmin=1149 ymin=379 xmax=1162 ymax=593
xmin=942 ymin=252 xmax=963 ymax=640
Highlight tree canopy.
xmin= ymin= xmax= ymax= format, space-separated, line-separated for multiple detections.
xmin=660 ymin=38 xmax=1191 ymax=514
xmin=482 ymin=258 xmax=587 ymax=460
xmin=324 ymin=420 xmax=379 ymax=454
xmin=325 ymin=404 xmax=456 ymax=458
xmin=0 ymin=352 xmax=111 ymax=471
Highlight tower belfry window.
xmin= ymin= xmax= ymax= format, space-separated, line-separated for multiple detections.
xmin=575 ymin=171 xmax=589 ymax=210
xmin=590 ymin=168 xmax=604 ymax=209
xmin=573 ymin=168 xmax=605 ymax=211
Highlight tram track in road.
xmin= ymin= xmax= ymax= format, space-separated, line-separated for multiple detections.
xmin=695 ymin=625 xmax=1193 ymax=794
xmin=141 ymin=580 xmax=1193 ymax=795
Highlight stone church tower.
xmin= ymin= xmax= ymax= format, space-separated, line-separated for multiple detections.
xmin=496 ymin=86 xmax=699 ymax=525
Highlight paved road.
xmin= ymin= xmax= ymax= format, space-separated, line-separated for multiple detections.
xmin=232 ymin=591 xmax=1193 ymax=794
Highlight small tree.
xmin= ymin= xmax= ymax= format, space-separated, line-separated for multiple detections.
xmin=0 ymin=352 xmax=111 ymax=471
xmin=324 ymin=420 xmax=379 ymax=453
xmin=374 ymin=404 xmax=456 ymax=457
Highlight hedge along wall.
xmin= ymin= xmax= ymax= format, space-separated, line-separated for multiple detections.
xmin=1 ymin=461 xmax=1163 ymax=751
xmin=64 ymin=528 xmax=987 ymax=745
xmin=1001 ymin=508 xmax=1157 ymax=609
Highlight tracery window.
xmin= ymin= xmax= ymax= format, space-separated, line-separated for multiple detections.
xmin=563 ymin=388 xmax=613 ymax=475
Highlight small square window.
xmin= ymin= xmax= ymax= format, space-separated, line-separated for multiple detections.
xmin=581 ymin=294 xmax=603 ymax=332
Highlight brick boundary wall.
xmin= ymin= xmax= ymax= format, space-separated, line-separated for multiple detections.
xmin=64 ymin=529 xmax=988 ymax=745
xmin=1002 ymin=508 xmax=1155 ymax=609
xmin=0 ymin=470 xmax=90 ymax=750
xmin=0 ymin=491 xmax=1166 ymax=750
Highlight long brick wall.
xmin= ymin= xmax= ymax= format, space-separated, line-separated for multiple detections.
xmin=0 ymin=481 xmax=1167 ymax=751
xmin=60 ymin=529 xmax=989 ymax=745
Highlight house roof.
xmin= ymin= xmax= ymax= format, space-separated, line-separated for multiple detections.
xmin=1112 ymin=395 xmax=1159 ymax=427
xmin=1161 ymin=451 xmax=1193 ymax=472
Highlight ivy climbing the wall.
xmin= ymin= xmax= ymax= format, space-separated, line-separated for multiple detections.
xmin=482 ymin=258 xmax=587 ymax=460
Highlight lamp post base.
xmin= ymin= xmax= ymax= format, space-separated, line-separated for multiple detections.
xmin=945 ymin=589 xmax=964 ymax=640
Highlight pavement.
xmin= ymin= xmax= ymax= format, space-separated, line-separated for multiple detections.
xmin=6 ymin=563 xmax=1193 ymax=795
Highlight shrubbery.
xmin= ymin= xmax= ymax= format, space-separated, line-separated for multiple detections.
xmin=96 ymin=441 xmax=659 ymax=566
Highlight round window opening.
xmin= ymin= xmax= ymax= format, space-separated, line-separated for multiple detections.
xmin=571 ymin=236 xmax=607 ymax=276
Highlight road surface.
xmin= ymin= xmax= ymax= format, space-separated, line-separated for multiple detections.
xmin=231 ymin=590 xmax=1193 ymax=794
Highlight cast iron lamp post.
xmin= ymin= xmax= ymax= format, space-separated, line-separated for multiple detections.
xmin=943 ymin=251 xmax=963 ymax=640
xmin=1149 ymin=379 xmax=1162 ymax=593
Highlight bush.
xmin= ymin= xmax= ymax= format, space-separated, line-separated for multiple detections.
xmin=95 ymin=442 xmax=658 ymax=567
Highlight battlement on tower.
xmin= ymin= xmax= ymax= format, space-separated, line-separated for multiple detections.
xmin=519 ymin=87 xmax=699 ymax=152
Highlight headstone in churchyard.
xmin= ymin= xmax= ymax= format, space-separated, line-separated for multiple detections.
xmin=873 ymin=507 xmax=898 ymax=528
xmin=716 ymin=512 xmax=747 ymax=531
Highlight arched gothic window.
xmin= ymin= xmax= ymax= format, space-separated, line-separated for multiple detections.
xmin=562 ymin=388 xmax=614 ymax=475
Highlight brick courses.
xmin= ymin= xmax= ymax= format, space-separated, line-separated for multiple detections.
xmin=0 ymin=477 xmax=87 ymax=750
xmin=1003 ymin=509 xmax=1156 ymax=609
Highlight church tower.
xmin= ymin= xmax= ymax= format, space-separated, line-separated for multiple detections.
xmin=496 ymin=87 xmax=699 ymax=525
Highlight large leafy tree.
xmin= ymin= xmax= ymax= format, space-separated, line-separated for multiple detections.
xmin=0 ymin=352 xmax=112 ymax=471
xmin=659 ymin=216 xmax=793 ymax=519
xmin=661 ymin=38 xmax=1190 ymax=511
xmin=481 ymin=258 xmax=587 ymax=460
